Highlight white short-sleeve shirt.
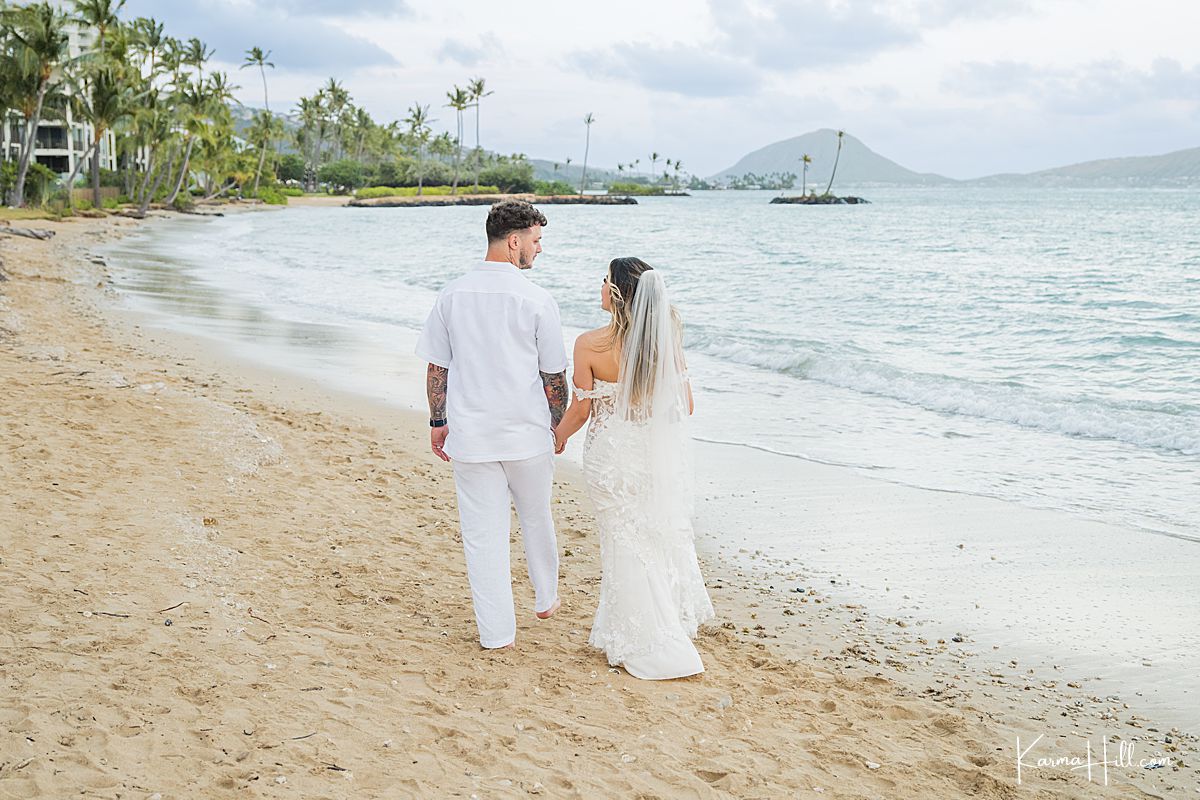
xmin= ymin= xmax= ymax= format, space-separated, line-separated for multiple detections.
xmin=416 ymin=261 xmax=569 ymax=463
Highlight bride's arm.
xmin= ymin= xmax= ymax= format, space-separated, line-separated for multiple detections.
xmin=554 ymin=337 xmax=594 ymax=450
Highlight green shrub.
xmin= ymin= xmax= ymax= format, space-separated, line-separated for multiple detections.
xmin=279 ymin=187 xmax=304 ymax=197
xmin=355 ymin=185 xmax=501 ymax=199
xmin=102 ymin=196 xmax=120 ymax=210
xmin=0 ymin=161 xmax=15 ymax=201
xmin=98 ymin=167 xmax=123 ymax=188
xmin=534 ymin=180 xmax=575 ymax=196
xmin=317 ymin=159 xmax=367 ymax=194
xmin=276 ymin=154 xmax=306 ymax=183
xmin=608 ymin=182 xmax=665 ymax=196
xmin=23 ymin=162 xmax=58 ymax=206
xmin=479 ymin=160 xmax=535 ymax=193
xmin=256 ymin=187 xmax=288 ymax=205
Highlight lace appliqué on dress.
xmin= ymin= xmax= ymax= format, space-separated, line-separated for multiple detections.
xmin=579 ymin=379 xmax=715 ymax=672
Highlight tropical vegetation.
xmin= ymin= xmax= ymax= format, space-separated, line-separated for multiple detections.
xmin=2 ymin=1 xmax=704 ymax=212
xmin=0 ymin=1 xmax=528 ymax=212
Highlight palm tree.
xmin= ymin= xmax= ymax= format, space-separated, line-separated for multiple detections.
xmin=321 ymin=78 xmax=349 ymax=159
xmin=129 ymin=16 xmax=165 ymax=76
xmin=467 ymin=76 xmax=492 ymax=190
xmin=444 ymin=85 xmax=470 ymax=194
xmin=3 ymin=1 xmax=70 ymax=207
xmin=824 ymin=130 xmax=845 ymax=196
xmin=671 ymin=159 xmax=683 ymax=193
xmin=429 ymin=131 xmax=455 ymax=166
xmin=800 ymin=153 xmax=812 ymax=195
xmin=182 ymin=36 xmax=213 ymax=80
xmin=403 ymin=102 xmax=432 ymax=195
xmin=71 ymin=59 xmax=133 ymax=208
xmin=239 ymin=47 xmax=273 ymax=196
xmin=240 ymin=46 xmax=272 ymax=111
xmin=649 ymin=151 xmax=659 ymax=184
xmin=578 ymin=112 xmax=594 ymax=195
xmin=127 ymin=86 xmax=172 ymax=215
xmin=165 ymin=72 xmax=236 ymax=205
xmin=343 ymin=105 xmax=371 ymax=161
xmin=72 ymin=0 xmax=124 ymax=54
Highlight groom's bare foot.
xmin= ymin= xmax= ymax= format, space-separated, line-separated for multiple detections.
xmin=535 ymin=598 xmax=561 ymax=619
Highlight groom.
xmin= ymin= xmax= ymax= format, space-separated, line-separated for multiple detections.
xmin=416 ymin=200 xmax=570 ymax=649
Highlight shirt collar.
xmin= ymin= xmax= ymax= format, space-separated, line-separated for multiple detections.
xmin=476 ymin=260 xmax=520 ymax=273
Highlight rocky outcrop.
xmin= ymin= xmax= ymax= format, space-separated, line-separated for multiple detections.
xmin=769 ymin=195 xmax=871 ymax=205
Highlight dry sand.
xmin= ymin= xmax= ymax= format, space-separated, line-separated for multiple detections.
xmin=1 ymin=212 xmax=1195 ymax=798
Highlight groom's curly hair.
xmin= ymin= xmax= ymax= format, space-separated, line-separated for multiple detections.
xmin=486 ymin=200 xmax=548 ymax=242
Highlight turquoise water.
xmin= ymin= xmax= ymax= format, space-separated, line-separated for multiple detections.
xmin=106 ymin=188 xmax=1200 ymax=541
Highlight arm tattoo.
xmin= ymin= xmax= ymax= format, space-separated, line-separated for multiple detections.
xmin=427 ymin=364 xmax=448 ymax=418
xmin=541 ymin=370 xmax=569 ymax=428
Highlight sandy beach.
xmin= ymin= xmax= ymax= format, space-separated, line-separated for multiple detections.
xmin=1 ymin=210 xmax=1196 ymax=798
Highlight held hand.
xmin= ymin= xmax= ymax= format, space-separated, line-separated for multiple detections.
xmin=554 ymin=429 xmax=567 ymax=454
xmin=431 ymin=426 xmax=450 ymax=462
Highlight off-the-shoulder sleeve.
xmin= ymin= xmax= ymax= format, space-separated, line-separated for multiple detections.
xmin=573 ymin=385 xmax=609 ymax=400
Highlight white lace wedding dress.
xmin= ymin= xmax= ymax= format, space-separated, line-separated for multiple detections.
xmin=578 ymin=378 xmax=715 ymax=680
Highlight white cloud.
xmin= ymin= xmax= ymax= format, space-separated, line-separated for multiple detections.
xmin=117 ymin=0 xmax=1200 ymax=177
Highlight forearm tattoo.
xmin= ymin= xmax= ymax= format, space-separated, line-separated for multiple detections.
xmin=427 ymin=364 xmax=448 ymax=418
xmin=541 ymin=370 xmax=569 ymax=428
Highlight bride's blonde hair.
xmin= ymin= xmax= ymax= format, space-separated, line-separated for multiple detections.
xmin=606 ymin=257 xmax=684 ymax=408
xmin=604 ymin=257 xmax=654 ymax=349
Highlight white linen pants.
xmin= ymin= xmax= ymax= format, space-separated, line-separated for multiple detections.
xmin=451 ymin=452 xmax=559 ymax=648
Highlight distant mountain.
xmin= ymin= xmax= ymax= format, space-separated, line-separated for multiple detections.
xmin=969 ymin=146 xmax=1200 ymax=187
xmin=710 ymin=129 xmax=953 ymax=186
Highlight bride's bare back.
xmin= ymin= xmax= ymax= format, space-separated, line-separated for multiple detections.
xmin=574 ymin=327 xmax=621 ymax=386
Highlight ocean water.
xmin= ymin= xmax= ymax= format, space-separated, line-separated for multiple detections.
xmin=105 ymin=188 xmax=1200 ymax=543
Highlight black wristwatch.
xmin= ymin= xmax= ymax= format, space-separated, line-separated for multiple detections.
xmin=430 ymin=418 xmax=447 ymax=428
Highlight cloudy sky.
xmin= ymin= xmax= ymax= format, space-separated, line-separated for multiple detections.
xmin=120 ymin=0 xmax=1200 ymax=178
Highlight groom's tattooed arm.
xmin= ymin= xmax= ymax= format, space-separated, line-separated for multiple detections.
xmin=427 ymin=364 xmax=449 ymax=418
xmin=541 ymin=370 xmax=569 ymax=428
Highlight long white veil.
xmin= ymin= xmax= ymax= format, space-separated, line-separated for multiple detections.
xmin=613 ymin=269 xmax=694 ymax=528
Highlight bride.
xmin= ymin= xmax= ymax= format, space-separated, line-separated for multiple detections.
xmin=554 ymin=257 xmax=715 ymax=680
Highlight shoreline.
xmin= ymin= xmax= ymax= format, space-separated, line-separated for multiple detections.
xmin=349 ymin=193 xmax=638 ymax=208
xmin=1 ymin=211 xmax=1195 ymax=797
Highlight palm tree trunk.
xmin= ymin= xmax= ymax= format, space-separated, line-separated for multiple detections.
xmin=451 ymin=113 xmax=461 ymax=195
xmin=139 ymin=148 xmax=172 ymax=216
xmin=824 ymin=141 xmax=842 ymax=196
xmin=417 ymin=144 xmax=424 ymax=196
xmin=91 ymin=127 xmax=105 ymax=208
xmin=12 ymin=82 xmax=49 ymax=207
xmin=165 ymin=135 xmax=196 ymax=206
xmin=204 ymin=179 xmax=236 ymax=200
xmin=252 ymin=144 xmax=267 ymax=196
xmin=134 ymin=148 xmax=157 ymax=206
xmin=61 ymin=139 xmax=98 ymax=210
xmin=473 ymin=104 xmax=481 ymax=191
xmin=579 ymin=129 xmax=590 ymax=196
